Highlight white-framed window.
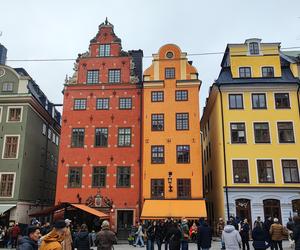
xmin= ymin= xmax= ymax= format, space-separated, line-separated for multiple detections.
xmin=2 ymin=83 xmax=13 ymax=92
xmin=6 ymin=106 xmax=23 ymax=122
xmin=0 ymin=106 xmax=3 ymax=123
xmin=2 ymin=135 xmax=20 ymax=159
xmin=52 ymin=133 xmax=56 ymax=143
xmin=0 ymin=172 xmax=16 ymax=198
xmin=48 ymin=129 xmax=52 ymax=140
xmin=42 ymin=123 xmax=47 ymax=135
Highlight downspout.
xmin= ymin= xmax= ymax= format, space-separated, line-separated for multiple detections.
xmin=138 ymin=83 xmax=143 ymax=220
xmin=297 ymin=84 xmax=300 ymax=118
xmin=217 ymin=85 xmax=230 ymax=220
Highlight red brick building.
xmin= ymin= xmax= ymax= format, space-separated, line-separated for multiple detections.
xmin=55 ymin=19 xmax=143 ymax=237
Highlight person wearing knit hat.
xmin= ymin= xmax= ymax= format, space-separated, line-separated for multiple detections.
xmin=95 ymin=220 xmax=117 ymax=250
xmin=39 ymin=220 xmax=66 ymax=250
xmin=62 ymin=219 xmax=73 ymax=250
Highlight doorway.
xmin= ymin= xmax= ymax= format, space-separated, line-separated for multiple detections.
xmin=263 ymin=199 xmax=281 ymax=222
xmin=292 ymin=199 xmax=300 ymax=216
xmin=117 ymin=210 xmax=134 ymax=239
xmin=235 ymin=199 xmax=252 ymax=226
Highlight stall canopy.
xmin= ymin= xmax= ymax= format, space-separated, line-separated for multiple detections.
xmin=71 ymin=204 xmax=109 ymax=219
xmin=0 ymin=204 xmax=16 ymax=214
xmin=141 ymin=200 xmax=207 ymax=220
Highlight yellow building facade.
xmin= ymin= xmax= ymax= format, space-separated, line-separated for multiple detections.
xmin=201 ymin=39 xmax=300 ymax=228
xmin=141 ymin=44 xmax=206 ymax=219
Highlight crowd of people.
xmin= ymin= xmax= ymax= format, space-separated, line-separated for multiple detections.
xmin=2 ymin=215 xmax=300 ymax=250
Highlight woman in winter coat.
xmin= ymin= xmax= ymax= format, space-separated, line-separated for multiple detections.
xmin=74 ymin=224 xmax=90 ymax=250
xmin=293 ymin=215 xmax=300 ymax=250
xmin=252 ymin=222 xmax=267 ymax=250
xmin=166 ymin=222 xmax=182 ymax=250
xmin=239 ymin=219 xmax=250 ymax=250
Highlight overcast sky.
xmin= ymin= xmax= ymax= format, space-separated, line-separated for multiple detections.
xmin=1 ymin=0 xmax=300 ymax=114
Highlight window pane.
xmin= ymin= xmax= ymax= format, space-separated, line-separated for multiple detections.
xmin=108 ymin=69 xmax=121 ymax=83
xmin=233 ymin=160 xmax=249 ymax=183
xmin=118 ymin=128 xmax=131 ymax=147
xmin=87 ymin=70 xmax=99 ymax=84
xmin=257 ymin=160 xmax=274 ymax=183
xmin=74 ymin=99 xmax=87 ymax=110
xmin=95 ymin=128 xmax=108 ymax=147
xmin=177 ymin=145 xmax=190 ymax=163
xmin=278 ymin=122 xmax=294 ymax=143
xmin=229 ymin=94 xmax=243 ymax=109
xmin=254 ymin=123 xmax=270 ymax=143
xmin=117 ymin=167 xmax=130 ymax=187
xmin=151 ymin=179 xmax=164 ymax=199
xmin=151 ymin=91 xmax=164 ymax=102
xmin=68 ymin=168 xmax=82 ymax=188
xmin=71 ymin=128 xmax=85 ymax=147
xmin=0 ymin=174 xmax=14 ymax=197
xmin=151 ymin=114 xmax=164 ymax=131
xmin=92 ymin=167 xmax=106 ymax=187
xmin=275 ymin=93 xmax=290 ymax=109
xmin=151 ymin=146 xmax=164 ymax=164
xmin=119 ymin=98 xmax=132 ymax=110
xmin=8 ymin=108 xmax=22 ymax=121
xmin=252 ymin=94 xmax=266 ymax=109
xmin=4 ymin=136 xmax=19 ymax=158
xmin=262 ymin=67 xmax=274 ymax=77
xmin=96 ymin=98 xmax=109 ymax=110
xmin=165 ymin=68 xmax=175 ymax=79
xmin=177 ymin=179 xmax=191 ymax=199
xmin=176 ymin=90 xmax=188 ymax=101
xmin=231 ymin=123 xmax=246 ymax=143
xmin=99 ymin=44 xmax=111 ymax=57
xmin=176 ymin=113 xmax=189 ymax=130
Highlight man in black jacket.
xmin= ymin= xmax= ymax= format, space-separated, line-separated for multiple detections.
xmin=18 ymin=226 xmax=41 ymax=250
xmin=197 ymin=220 xmax=212 ymax=250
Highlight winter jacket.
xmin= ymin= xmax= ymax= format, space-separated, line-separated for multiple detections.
xmin=74 ymin=231 xmax=90 ymax=250
xmin=17 ymin=236 xmax=38 ymax=250
xmin=40 ymin=229 xmax=65 ymax=250
xmin=95 ymin=228 xmax=117 ymax=250
xmin=196 ymin=223 xmax=212 ymax=249
xmin=167 ymin=226 xmax=181 ymax=250
xmin=221 ymin=225 xmax=242 ymax=250
xmin=293 ymin=223 xmax=300 ymax=250
xmin=216 ymin=221 xmax=225 ymax=237
xmin=180 ymin=222 xmax=189 ymax=241
xmin=240 ymin=222 xmax=250 ymax=240
xmin=62 ymin=227 xmax=72 ymax=250
xmin=252 ymin=227 xmax=267 ymax=250
xmin=269 ymin=223 xmax=284 ymax=241
xmin=12 ymin=226 xmax=21 ymax=238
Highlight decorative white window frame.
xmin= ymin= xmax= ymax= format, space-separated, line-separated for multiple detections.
xmin=6 ymin=106 xmax=23 ymax=123
xmin=2 ymin=134 xmax=20 ymax=160
xmin=0 ymin=172 xmax=16 ymax=198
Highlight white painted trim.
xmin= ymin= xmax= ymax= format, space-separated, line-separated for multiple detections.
xmin=273 ymin=92 xmax=292 ymax=110
xmin=276 ymin=120 xmax=296 ymax=144
xmin=228 ymin=121 xmax=247 ymax=145
xmin=231 ymin=158 xmax=251 ymax=184
xmin=279 ymin=158 xmax=300 ymax=184
xmin=2 ymin=134 xmax=21 ymax=160
xmin=250 ymin=92 xmax=268 ymax=109
xmin=245 ymin=40 xmax=263 ymax=56
xmin=255 ymin=158 xmax=275 ymax=184
xmin=252 ymin=121 xmax=272 ymax=144
xmin=6 ymin=106 xmax=23 ymax=123
xmin=0 ymin=106 xmax=3 ymax=122
xmin=0 ymin=172 xmax=16 ymax=198
xmin=237 ymin=66 xmax=252 ymax=78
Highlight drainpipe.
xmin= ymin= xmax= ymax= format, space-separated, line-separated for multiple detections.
xmin=297 ymin=84 xmax=300 ymax=118
xmin=217 ymin=85 xmax=230 ymax=220
xmin=138 ymin=84 xmax=143 ymax=220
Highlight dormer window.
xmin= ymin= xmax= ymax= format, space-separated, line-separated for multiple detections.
xmin=249 ymin=42 xmax=259 ymax=55
xmin=99 ymin=44 xmax=111 ymax=57
xmin=239 ymin=67 xmax=251 ymax=78
xmin=262 ymin=67 xmax=274 ymax=77
xmin=2 ymin=83 xmax=13 ymax=92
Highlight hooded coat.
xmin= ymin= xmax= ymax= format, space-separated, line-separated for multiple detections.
xmin=74 ymin=231 xmax=90 ymax=250
xmin=17 ymin=236 xmax=38 ymax=250
xmin=40 ymin=229 xmax=64 ymax=250
xmin=221 ymin=225 xmax=242 ymax=250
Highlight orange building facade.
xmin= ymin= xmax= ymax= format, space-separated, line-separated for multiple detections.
xmin=55 ymin=20 xmax=143 ymax=236
xmin=141 ymin=44 xmax=206 ymax=219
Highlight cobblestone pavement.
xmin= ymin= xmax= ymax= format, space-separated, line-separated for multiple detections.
xmin=96 ymin=240 xmax=292 ymax=250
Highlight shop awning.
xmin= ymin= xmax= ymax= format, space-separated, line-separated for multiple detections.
xmin=71 ymin=204 xmax=109 ymax=219
xmin=0 ymin=204 xmax=16 ymax=214
xmin=141 ymin=200 xmax=207 ymax=220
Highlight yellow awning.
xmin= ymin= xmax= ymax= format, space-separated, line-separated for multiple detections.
xmin=71 ymin=204 xmax=109 ymax=219
xmin=141 ymin=200 xmax=207 ymax=219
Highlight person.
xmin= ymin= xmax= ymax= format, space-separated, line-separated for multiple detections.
xmin=62 ymin=219 xmax=72 ymax=250
xmin=154 ymin=221 xmax=164 ymax=250
xmin=180 ymin=218 xmax=190 ymax=250
xmin=94 ymin=220 xmax=117 ymax=250
xmin=189 ymin=223 xmax=198 ymax=242
xmin=89 ymin=230 xmax=96 ymax=247
xmin=269 ymin=218 xmax=285 ymax=250
xmin=252 ymin=222 xmax=267 ymax=250
xmin=40 ymin=220 xmax=67 ymax=250
xmin=11 ymin=223 xmax=21 ymax=248
xmin=216 ymin=218 xmax=225 ymax=249
xmin=254 ymin=216 xmax=263 ymax=228
xmin=229 ymin=216 xmax=239 ymax=231
xmin=41 ymin=223 xmax=52 ymax=236
xmin=146 ymin=222 xmax=155 ymax=250
xmin=133 ymin=222 xmax=144 ymax=247
xmin=240 ymin=219 xmax=250 ymax=250
xmin=17 ymin=226 xmax=41 ymax=250
xmin=293 ymin=215 xmax=300 ymax=250
xmin=286 ymin=217 xmax=295 ymax=248
xmin=164 ymin=218 xmax=173 ymax=250
xmin=222 ymin=221 xmax=242 ymax=250
xmin=166 ymin=222 xmax=181 ymax=250
xmin=74 ymin=224 xmax=90 ymax=250
xmin=263 ymin=217 xmax=273 ymax=247
xmin=196 ymin=219 xmax=212 ymax=250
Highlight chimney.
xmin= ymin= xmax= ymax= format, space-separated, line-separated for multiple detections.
xmin=0 ymin=44 xmax=7 ymax=65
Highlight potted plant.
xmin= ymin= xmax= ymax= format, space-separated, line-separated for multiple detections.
xmin=128 ymin=235 xmax=135 ymax=245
